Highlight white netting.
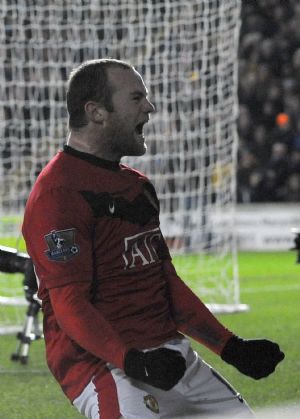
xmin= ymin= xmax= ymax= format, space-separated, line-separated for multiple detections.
xmin=0 ymin=0 xmax=246 ymax=333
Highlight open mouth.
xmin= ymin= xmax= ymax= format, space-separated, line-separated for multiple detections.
xmin=135 ymin=122 xmax=145 ymax=136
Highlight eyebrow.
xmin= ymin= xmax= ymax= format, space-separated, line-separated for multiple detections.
xmin=130 ymin=89 xmax=149 ymax=97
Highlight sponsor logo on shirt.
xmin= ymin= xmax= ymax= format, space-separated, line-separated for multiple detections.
xmin=122 ymin=227 xmax=162 ymax=269
xmin=44 ymin=228 xmax=80 ymax=262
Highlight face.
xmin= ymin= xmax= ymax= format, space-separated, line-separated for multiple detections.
xmin=103 ymin=67 xmax=155 ymax=159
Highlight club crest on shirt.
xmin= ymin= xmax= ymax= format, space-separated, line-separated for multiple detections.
xmin=144 ymin=394 xmax=159 ymax=414
xmin=44 ymin=228 xmax=80 ymax=262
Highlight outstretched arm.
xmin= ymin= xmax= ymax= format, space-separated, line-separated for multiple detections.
xmin=163 ymin=259 xmax=285 ymax=379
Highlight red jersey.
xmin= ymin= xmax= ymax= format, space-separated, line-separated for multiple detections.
xmin=22 ymin=146 xmax=180 ymax=400
xmin=22 ymin=145 xmax=233 ymax=401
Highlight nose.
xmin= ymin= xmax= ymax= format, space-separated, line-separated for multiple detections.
xmin=143 ymin=98 xmax=155 ymax=113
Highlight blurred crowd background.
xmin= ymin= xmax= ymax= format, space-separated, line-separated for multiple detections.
xmin=237 ymin=0 xmax=300 ymax=203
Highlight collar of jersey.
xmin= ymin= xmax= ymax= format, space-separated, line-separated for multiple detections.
xmin=63 ymin=145 xmax=121 ymax=171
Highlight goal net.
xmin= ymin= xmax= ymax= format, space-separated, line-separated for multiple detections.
xmin=0 ymin=0 xmax=246 ymax=333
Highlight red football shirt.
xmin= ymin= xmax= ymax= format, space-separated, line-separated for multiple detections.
xmin=23 ymin=146 xmax=233 ymax=401
xmin=22 ymin=145 xmax=180 ymax=400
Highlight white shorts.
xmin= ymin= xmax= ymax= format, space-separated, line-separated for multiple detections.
xmin=73 ymin=338 xmax=255 ymax=419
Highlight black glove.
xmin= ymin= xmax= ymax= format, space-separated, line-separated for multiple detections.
xmin=124 ymin=347 xmax=186 ymax=390
xmin=221 ymin=336 xmax=285 ymax=380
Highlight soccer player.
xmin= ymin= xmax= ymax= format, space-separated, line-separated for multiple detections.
xmin=22 ymin=59 xmax=284 ymax=419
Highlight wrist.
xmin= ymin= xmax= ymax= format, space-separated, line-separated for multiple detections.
xmin=124 ymin=348 xmax=146 ymax=379
xmin=220 ymin=335 xmax=241 ymax=362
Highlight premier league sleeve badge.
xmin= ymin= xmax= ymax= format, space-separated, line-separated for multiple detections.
xmin=44 ymin=228 xmax=80 ymax=262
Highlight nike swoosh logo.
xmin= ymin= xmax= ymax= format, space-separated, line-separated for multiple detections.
xmin=109 ymin=202 xmax=115 ymax=214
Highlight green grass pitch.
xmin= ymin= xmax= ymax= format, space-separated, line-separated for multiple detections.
xmin=0 ymin=236 xmax=299 ymax=418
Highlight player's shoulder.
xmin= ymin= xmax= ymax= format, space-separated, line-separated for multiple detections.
xmin=33 ymin=150 xmax=69 ymax=188
xmin=120 ymin=162 xmax=149 ymax=181
xmin=26 ymin=150 xmax=78 ymax=203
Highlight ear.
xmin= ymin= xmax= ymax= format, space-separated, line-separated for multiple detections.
xmin=84 ymin=101 xmax=107 ymax=124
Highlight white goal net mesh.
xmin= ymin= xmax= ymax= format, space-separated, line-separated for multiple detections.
xmin=0 ymin=0 xmax=245 ymax=333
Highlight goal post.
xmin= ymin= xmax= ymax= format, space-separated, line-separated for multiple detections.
xmin=0 ymin=0 xmax=247 ymax=332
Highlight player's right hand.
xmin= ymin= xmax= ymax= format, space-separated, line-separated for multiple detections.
xmin=124 ymin=347 xmax=186 ymax=390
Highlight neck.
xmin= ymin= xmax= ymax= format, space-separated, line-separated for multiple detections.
xmin=67 ymin=130 xmax=120 ymax=162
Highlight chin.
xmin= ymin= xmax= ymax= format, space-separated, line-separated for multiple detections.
xmin=138 ymin=142 xmax=147 ymax=156
xmin=129 ymin=139 xmax=147 ymax=156
xmin=128 ymin=146 xmax=147 ymax=157
xmin=120 ymin=144 xmax=146 ymax=158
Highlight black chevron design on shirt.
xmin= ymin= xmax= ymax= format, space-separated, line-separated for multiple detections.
xmin=80 ymin=184 xmax=158 ymax=226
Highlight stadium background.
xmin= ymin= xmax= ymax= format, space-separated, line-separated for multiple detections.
xmin=237 ymin=1 xmax=300 ymax=204
xmin=0 ymin=1 xmax=300 ymax=418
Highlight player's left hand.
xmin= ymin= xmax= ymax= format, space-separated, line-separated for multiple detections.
xmin=220 ymin=336 xmax=285 ymax=379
